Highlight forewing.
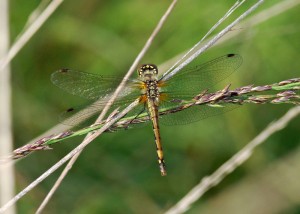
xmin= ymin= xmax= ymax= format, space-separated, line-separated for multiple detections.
xmin=161 ymin=54 xmax=242 ymax=100
xmin=51 ymin=69 xmax=143 ymax=126
xmin=51 ymin=69 xmax=136 ymax=100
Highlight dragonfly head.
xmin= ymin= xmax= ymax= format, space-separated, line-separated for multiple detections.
xmin=138 ymin=64 xmax=158 ymax=80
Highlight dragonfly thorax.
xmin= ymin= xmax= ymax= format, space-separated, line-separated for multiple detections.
xmin=145 ymin=80 xmax=159 ymax=100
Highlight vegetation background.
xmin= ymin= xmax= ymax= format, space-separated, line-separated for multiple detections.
xmin=7 ymin=0 xmax=300 ymax=213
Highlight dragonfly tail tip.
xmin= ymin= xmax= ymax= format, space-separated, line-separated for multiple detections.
xmin=159 ymin=162 xmax=167 ymax=176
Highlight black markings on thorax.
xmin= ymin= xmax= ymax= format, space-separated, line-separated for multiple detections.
xmin=145 ymin=80 xmax=159 ymax=99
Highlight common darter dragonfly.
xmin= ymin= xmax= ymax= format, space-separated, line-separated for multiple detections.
xmin=51 ymin=54 xmax=242 ymax=176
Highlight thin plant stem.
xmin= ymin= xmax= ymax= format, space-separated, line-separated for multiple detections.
xmin=0 ymin=0 xmax=64 ymax=71
xmin=210 ymin=0 xmax=300 ymax=47
xmin=35 ymin=150 xmax=79 ymax=214
xmin=162 ymin=0 xmax=245 ymax=79
xmin=0 ymin=0 xmax=15 ymax=213
xmin=162 ymin=0 xmax=264 ymax=81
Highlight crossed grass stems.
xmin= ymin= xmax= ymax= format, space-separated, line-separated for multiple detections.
xmin=11 ymin=77 xmax=300 ymax=160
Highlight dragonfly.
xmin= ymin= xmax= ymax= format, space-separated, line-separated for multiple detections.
xmin=51 ymin=53 xmax=242 ymax=176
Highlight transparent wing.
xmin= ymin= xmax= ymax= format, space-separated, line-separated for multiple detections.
xmin=51 ymin=69 xmax=143 ymax=126
xmin=161 ymin=54 xmax=243 ymax=100
xmin=156 ymin=54 xmax=242 ymax=125
xmin=159 ymin=102 xmax=240 ymax=126
xmin=51 ymin=69 xmax=138 ymax=100
xmin=60 ymin=97 xmax=145 ymax=127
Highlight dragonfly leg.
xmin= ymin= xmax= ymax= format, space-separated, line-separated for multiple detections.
xmin=123 ymin=103 xmax=147 ymax=130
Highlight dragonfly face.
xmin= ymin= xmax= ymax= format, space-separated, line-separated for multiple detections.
xmin=138 ymin=64 xmax=159 ymax=80
xmin=51 ymin=54 xmax=243 ymax=176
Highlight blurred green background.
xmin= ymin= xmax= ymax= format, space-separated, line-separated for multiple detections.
xmin=8 ymin=0 xmax=300 ymax=213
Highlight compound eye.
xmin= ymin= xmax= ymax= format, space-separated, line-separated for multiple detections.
xmin=138 ymin=64 xmax=158 ymax=74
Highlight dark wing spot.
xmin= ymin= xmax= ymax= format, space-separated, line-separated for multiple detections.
xmin=66 ymin=107 xmax=75 ymax=112
xmin=59 ymin=68 xmax=70 ymax=73
xmin=227 ymin=53 xmax=235 ymax=57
